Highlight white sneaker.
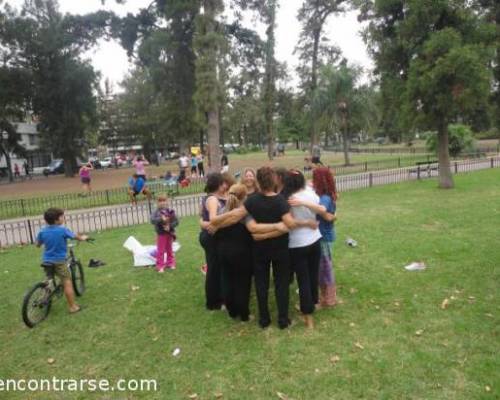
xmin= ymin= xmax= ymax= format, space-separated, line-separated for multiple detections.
xmin=404 ymin=262 xmax=426 ymax=271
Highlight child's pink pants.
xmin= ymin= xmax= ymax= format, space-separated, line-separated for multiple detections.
xmin=156 ymin=234 xmax=175 ymax=270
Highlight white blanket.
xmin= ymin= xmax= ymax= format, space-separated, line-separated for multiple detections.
xmin=123 ymin=236 xmax=181 ymax=267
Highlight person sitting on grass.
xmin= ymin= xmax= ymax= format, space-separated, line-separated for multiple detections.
xmin=128 ymin=174 xmax=152 ymax=205
xmin=164 ymin=171 xmax=178 ymax=186
xmin=36 ymin=208 xmax=88 ymax=314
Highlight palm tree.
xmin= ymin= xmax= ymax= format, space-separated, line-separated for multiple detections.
xmin=313 ymin=63 xmax=373 ymax=166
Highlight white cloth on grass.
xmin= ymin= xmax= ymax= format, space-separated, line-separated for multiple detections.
xmin=123 ymin=236 xmax=180 ymax=267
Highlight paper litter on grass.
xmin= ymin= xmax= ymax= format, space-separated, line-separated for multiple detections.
xmin=123 ymin=236 xmax=181 ymax=267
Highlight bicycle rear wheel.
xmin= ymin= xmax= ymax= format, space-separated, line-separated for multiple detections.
xmin=22 ymin=282 xmax=52 ymax=328
xmin=70 ymin=261 xmax=85 ymax=296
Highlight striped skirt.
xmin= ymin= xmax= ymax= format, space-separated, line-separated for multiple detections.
xmin=319 ymin=239 xmax=335 ymax=287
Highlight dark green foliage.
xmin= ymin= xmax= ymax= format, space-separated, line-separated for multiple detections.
xmin=357 ymin=0 xmax=496 ymax=188
xmin=0 ymin=0 xmax=109 ymax=176
xmin=426 ymin=124 xmax=476 ymax=158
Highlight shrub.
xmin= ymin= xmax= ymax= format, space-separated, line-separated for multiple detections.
xmin=426 ymin=124 xmax=476 ymax=157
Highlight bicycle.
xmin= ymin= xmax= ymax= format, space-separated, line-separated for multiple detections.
xmin=22 ymin=238 xmax=94 ymax=328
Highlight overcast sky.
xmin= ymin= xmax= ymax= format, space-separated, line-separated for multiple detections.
xmin=5 ymin=0 xmax=373 ymax=90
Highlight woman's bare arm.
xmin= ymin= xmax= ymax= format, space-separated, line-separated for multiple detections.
xmin=209 ymin=207 xmax=247 ymax=229
xmin=246 ymin=219 xmax=289 ymax=234
xmin=252 ymin=230 xmax=287 ymax=241
xmin=282 ymin=212 xmax=318 ymax=230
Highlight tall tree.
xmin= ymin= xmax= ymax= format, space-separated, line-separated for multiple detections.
xmin=314 ymin=63 xmax=368 ymax=165
xmin=194 ymin=0 xmax=226 ymax=172
xmin=296 ymin=0 xmax=346 ymax=149
xmin=358 ymin=0 xmax=496 ymax=188
xmin=0 ymin=4 xmax=31 ymax=182
xmin=263 ymin=0 xmax=278 ymax=160
xmin=2 ymin=0 xmax=110 ymax=176
xmin=355 ymin=0 xmax=410 ymax=143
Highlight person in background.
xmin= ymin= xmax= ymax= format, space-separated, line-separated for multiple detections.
xmin=151 ymin=195 xmax=178 ymax=272
xmin=180 ymin=153 xmax=190 ymax=175
xmin=191 ymin=154 xmax=198 ymax=177
xmin=221 ymin=152 xmax=229 ymax=173
xmin=311 ymin=144 xmax=323 ymax=166
xmin=36 ymin=208 xmax=88 ymax=313
xmin=24 ymin=161 xmax=31 ymax=179
xmin=196 ymin=152 xmax=205 ymax=177
xmin=79 ymin=162 xmax=93 ymax=195
xmin=128 ymin=174 xmax=152 ymax=205
xmin=14 ymin=163 xmax=20 ymax=178
xmin=133 ymin=155 xmax=149 ymax=180
xmin=164 ymin=170 xmax=177 ymax=186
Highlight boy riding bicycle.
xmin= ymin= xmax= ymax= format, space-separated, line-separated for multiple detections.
xmin=36 ymin=208 xmax=88 ymax=314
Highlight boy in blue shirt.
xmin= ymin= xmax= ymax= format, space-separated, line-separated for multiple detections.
xmin=36 ymin=208 xmax=88 ymax=313
xmin=128 ymin=174 xmax=152 ymax=204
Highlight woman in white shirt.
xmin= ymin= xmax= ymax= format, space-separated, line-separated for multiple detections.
xmin=283 ymin=169 xmax=328 ymax=329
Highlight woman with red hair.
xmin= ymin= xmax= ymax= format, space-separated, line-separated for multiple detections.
xmin=290 ymin=167 xmax=338 ymax=307
xmin=312 ymin=167 xmax=337 ymax=306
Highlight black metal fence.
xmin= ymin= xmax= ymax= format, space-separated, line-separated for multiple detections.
xmin=0 ymin=194 xmax=205 ymax=247
xmin=0 ymin=178 xmax=207 ymax=220
xmin=1 ymin=156 xmax=499 ymax=248
xmin=332 ymin=145 xmax=500 ymax=155
xmin=0 ymin=152 xmax=493 ymax=220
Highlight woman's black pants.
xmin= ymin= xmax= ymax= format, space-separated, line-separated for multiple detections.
xmin=290 ymin=240 xmax=321 ymax=315
xmin=217 ymin=244 xmax=252 ymax=320
xmin=199 ymin=230 xmax=223 ymax=310
xmin=253 ymin=249 xmax=291 ymax=329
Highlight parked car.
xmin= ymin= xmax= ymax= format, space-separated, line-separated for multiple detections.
xmin=43 ymin=159 xmax=82 ymax=176
xmin=43 ymin=159 xmax=64 ymax=176
xmin=89 ymin=158 xmax=102 ymax=169
xmin=164 ymin=152 xmax=180 ymax=160
xmin=100 ymin=157 xmax=124 ymax=168
xmin=99 ymin=158 xmax=112 ymax=168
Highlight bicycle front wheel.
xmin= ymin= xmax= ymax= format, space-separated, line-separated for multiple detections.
xmin=22 ymin=282 xmax=52 ymax=328
xmin=70 ymin=261 xmax=85 ymax=296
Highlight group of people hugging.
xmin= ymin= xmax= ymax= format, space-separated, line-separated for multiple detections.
xmin=199 ymin=166 xmax=337 ymax=329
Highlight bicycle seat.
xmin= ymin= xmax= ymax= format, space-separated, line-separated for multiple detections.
xmin=41 ymin=262 xmax=56 ymax=268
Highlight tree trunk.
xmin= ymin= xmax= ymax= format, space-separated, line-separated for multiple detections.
xmin=342 ymin=130 xmax=350 ymax=166
xmin=342 ymin=115 xmax=351 ymax=166
xmin=199 ymin=128 xmax=205 ymax=152
xmin=437 ymin=122 xmax=454 ymax=189
xmin=219 ymin=108 xmax=224 ymax=147
xmin=264 ymin=0 xmax=277 ymax=161
xmin=207 ymin=109 xmax=221 ymax=173
xmin=495 ymin=3 xmax=500 ymax=132
xmin=63 ymin=154 xmax=75 ymax=177
xmin=309 ymin=28 xmax=321 ymax=152
xmin=1 ymin=147 xmax=14 ymax=182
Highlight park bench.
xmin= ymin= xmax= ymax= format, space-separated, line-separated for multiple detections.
xmin=409 ymin=160 xmax=438 ymax=177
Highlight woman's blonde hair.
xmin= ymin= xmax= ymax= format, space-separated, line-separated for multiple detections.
xmin=226 ymin=184 xmax=248 ymax=211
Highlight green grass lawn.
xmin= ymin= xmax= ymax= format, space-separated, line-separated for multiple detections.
xmin=0 ymin=169 xmax=499 ymax=399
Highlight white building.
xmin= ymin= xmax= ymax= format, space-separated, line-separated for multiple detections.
xmin=0 ymin=123 xmax=51 ymax=175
